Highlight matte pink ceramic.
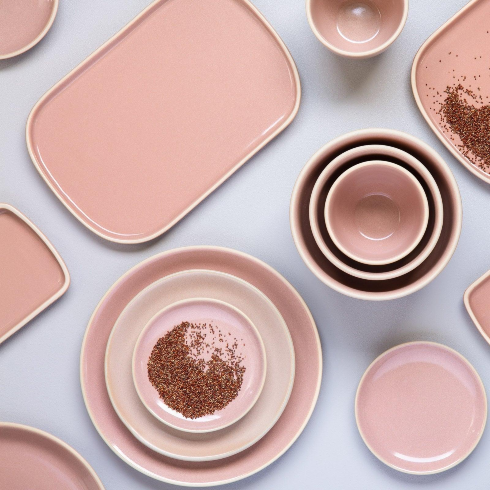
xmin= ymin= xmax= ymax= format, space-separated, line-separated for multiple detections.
xmin=0 ymin=204 xmax=70 ymax=344
xmin=291 ymin=129 xmax=462 ymax=301
xmin=356 ymin=342 xmax=487 ymax=474
xmin=133 ymin=298 xmax=267 ymax=433
xmin=0 ymin=423 xmax=104 ymax=489
xmin=105 ymin=269 xmax=294 ymax=462
xmin=464 ymin=270 xmax=490 ymax=346
xmin=325 ymin=161 xmax=428 ymax=265
xmin=81 ymin=247 xmax=321 ymax=485
xmin=309 ymin=144 xmax=443 ymax=280
xmin=412 ymin=0 xmax=490 ymax=184
xmin=306 ymin=0 xmax=408 ymax=58
xmin=0 ymin=0 xmax=58 ymax=59
xmin=26 ymin=0 xmax=300 ymax=244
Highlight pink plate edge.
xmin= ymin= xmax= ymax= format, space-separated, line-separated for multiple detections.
xmin=411 ymin=0 xmax=490 ymax=185
xmin=464 ymin=269 xmax=490 ymax=346
xmin=0 ymin=203 xmax=70 ymax=345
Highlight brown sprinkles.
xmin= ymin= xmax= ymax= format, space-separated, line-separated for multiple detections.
xmin=147 ymin=322 xmax=246 ymax=419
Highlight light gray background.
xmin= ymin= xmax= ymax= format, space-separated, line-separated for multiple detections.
xmin=1 ymin=0 xmax=489 ymax=488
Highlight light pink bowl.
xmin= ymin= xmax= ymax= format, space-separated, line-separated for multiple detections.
xmin=306 ymin=0 xmax=408 ymax=58
xmin=356 ymin=342 xmax=487 ymax=474
xmin=325 ymin=161 xmax=428 ymax=265
xmin=309 ymin=145 xmax=443 ymax=280
xmin=291 ymin=129 xmax=462 ymax=301
xmin=132 ymin=298 xmax=266 ymax=434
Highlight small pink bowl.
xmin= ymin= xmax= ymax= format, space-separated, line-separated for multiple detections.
xmin=309 ymin=145 xmax=443 ymax=280
xmin=290 ymin=129 xmax=462 ymax=301
xmin=132 ymin=298 xmax=267 ymax=433
xmin=325 ymin=160 xmax=429 ymax=265
xmin=306 ymin=0 xmax=408 ymax=58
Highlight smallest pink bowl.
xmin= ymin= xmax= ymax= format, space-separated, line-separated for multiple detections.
xmin=132 ymin=298 xmax=266 ymax=434
xmin=325 ymin=160 xmax=429 ymax=265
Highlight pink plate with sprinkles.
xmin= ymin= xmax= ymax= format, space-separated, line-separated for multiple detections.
xmin=132 ymin=297 xmax=267 ymax=433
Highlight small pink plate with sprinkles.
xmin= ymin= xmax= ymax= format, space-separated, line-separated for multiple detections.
xmin=133 ymin=298 xmax=266 ymax=433
xmin=412 ymin=0 xmax=490 ymax=184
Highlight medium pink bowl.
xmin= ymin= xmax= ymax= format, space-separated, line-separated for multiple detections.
xmin=309 ymin=145 xmax=444 ymax=280
xmin=306 ymin=0 xmax=408 ymax=58
xmin=325 ymin=161 xmax=428 ymax=265
xmin=291 ymin=129 xmax=462 ymax=301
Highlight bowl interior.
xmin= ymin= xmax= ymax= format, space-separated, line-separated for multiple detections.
xmin=312 ymin=148 xmax=439 ymax=277
xmin=325 ymin=161 xmax=429 ymax=265
xmin=132 ymin=297 xmax=267 ymax=433
xmin=291 ymin=130 xmax=461 ymax=300
xmin=308 ymin=0 xmax=406 ymax=54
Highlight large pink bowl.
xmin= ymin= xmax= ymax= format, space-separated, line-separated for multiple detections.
xmin=290 ymin=129 xmax=462 ymax=301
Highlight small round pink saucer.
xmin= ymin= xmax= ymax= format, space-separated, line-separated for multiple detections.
xmin=133 ymin=298 xmax=266 ymax=433
xmin=356 ymin=341 xmax=487 ymax=474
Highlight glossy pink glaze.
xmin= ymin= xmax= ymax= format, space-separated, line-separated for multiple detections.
xmin=464 ymin=270 xmax=490 ymax=346
xmin=0 ymin=204 xmax=69 ymax=344
xmin=0 ymin=0 xmax=57 ymax=59
xmin=412 ymin=0 xmax=490 ymax=184
xmin=0 ymin=423 xmax=104 ymax=489
xmin=309 ymin=144 xmax=443 ymax=280
xmin=81 ymin=247 xmax=321 ymax=485
xmin=325 ymin=161 xmax=428 ymax=265
xmin=27 ymin=0 xmax=300 ymax=243
xmin=307 ymin=0 xmax=407 ymax=57
xmin=290 ymin=129 xmax=462 ymax=301
xmin=105 ymin=269 xmax=294 ymax=462
xmin=133 ymin=298 xmax=266 ymax=433
xmin=356 ymin=342 xmax=487 ymax=474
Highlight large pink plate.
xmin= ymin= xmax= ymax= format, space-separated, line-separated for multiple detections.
xmin=27 ymin=0 xmax=300 ymax=244
xmin=80 ymin=247 xmax=322 ymax=486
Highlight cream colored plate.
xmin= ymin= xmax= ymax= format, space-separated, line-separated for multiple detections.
xmin=105 ymin=269 xmax=295 ymax=462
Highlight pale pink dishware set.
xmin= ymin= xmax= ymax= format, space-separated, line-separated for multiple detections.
xmin=2 ymin=0 xmax=490 ymax=487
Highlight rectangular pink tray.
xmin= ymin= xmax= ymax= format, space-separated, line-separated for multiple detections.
xmin=27 ymin=0 xmax=300 ymax=244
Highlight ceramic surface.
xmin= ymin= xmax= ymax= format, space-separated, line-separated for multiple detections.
xmin=81 ymin=247 xmax=321 ymax=485
xmin=309 ymin=144 xmax=443 ymax=280
xmin=133 ymin=298 xmax=267 ymax=433
xmin=0 ymin=423 xmax=104 ymax=489
xmin=104 ymin=267 xmax=295 ymax=462
xmin=26 ymin=0 xmax=300 ymax=244
xmin=0 ymin=0 xmax=58 ymax=59
xmin=464 ymin=270 xmax=490 ymax=346
xmin=325 ymin=160 xmax=428 ymax=265
xmin=0 ymin=204 xmax=70 ymax=345
xmin=412 ymin=0 xmax=490 ymax=184
xmin=306 ymin=0 xmax=407 ymax=58
xmin=291 ymin=129 xmax=462 ymax=300
xmin=356 ymin=342 xmax=487 ymax=474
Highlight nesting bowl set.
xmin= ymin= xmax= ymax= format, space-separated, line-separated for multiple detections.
xmin=3 ymin=0 xmax=490 ymax=487
xmin=291 ymin=129 xmax=462 ymax=300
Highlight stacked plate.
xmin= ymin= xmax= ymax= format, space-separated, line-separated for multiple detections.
xmin=81 ymin=246 xmax=322 ymax=486
xmin=290 ymin=129 xmax=462 ymax=300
